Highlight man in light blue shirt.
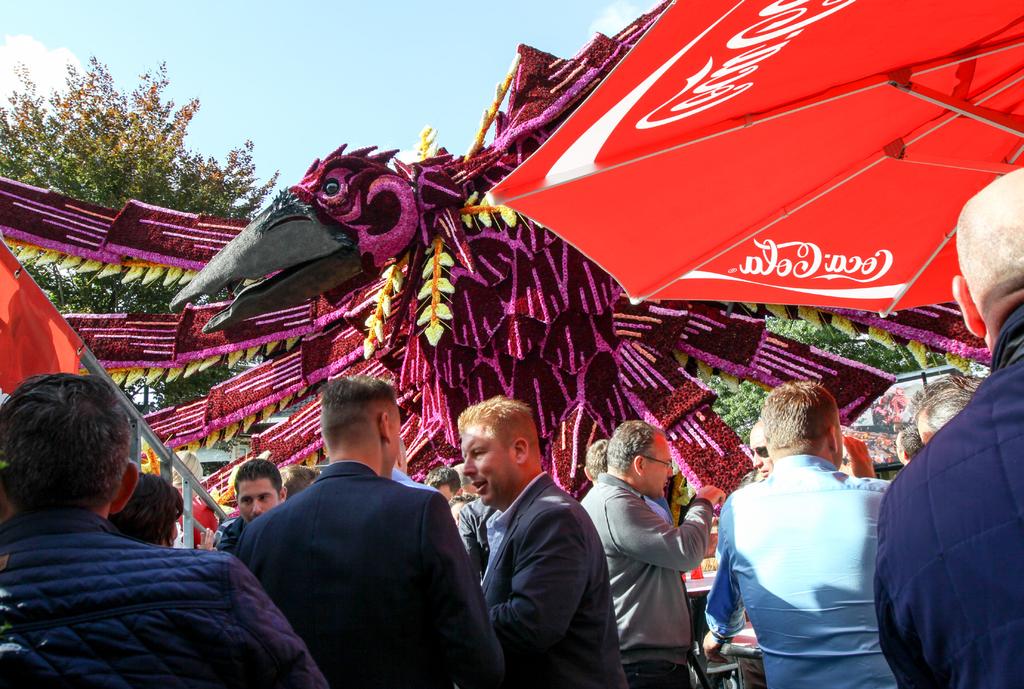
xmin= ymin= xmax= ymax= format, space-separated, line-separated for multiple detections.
xmin=704 ymin=381 xmax=895 ymax=689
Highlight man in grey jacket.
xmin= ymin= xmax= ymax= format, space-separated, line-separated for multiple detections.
xmin=582 ymin=420 xmax=725 ymax=689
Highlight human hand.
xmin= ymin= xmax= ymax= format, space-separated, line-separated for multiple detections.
xmin=703 ymin=631 xmax=728 ymax=664
xmin=705 ymin=529 xmax=719 ymax=558
xmin=198 ymin=527 xmax=216 ymax=551
xmin=696 ymin=485 xmax=726 ymax=506
xmin=842 ymin=435 xmax=876 ymax=478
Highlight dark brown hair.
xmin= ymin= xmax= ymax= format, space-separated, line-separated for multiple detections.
xmin=0 ymin=374 xmax=130 ymax=511
xmin=109 ymin=473 xmax=184 ymax=546
xmin=234 ymin=458 xmax=283 ymax=493
xmin=320 ymin=376 xmax=398 ymax=448
xmin=425 ymin=465 xmax=460 ymax=493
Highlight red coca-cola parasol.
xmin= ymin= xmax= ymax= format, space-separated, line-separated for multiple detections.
xmin=491 ymin=0 xmax=1024 ymax=313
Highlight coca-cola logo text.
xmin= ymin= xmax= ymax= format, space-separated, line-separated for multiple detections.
xmin=734 ymin=239 xmax=893 ymax=282
xmin=637 ymin=0 xmax=857 ymax=129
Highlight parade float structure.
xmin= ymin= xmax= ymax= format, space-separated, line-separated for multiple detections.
xmin=0 ymin=3 xmax=988 ymax=506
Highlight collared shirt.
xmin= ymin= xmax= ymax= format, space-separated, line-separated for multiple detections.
xmin=390 ymin=467 xmax=437 ymax=492
xmin=484 ymin=473 xmax=545 ymax=577
xmin=644 ymin=496 xmax=672 ymax=524
xmin=593 ymin=472 xmax=671 ymax=523
xmin=581 ymin=473 xmax=713 ymax=663
xmin=706 ymin=454 xmax=894 ymax=689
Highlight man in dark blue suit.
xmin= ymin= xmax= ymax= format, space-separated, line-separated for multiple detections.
xmin=875 ymin=169 xmax=1024 ymax=689
xmin=237 ymin=376 xmax=504 ymax=689
xmin=460 ymin=396 xmax=627 ymax=689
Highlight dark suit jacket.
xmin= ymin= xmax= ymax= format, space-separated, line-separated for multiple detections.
xmin=214 ymin=515 xmax=244 ymax=555
xmin=237 ymin=461 xmax=504 ymax=689
xmin=875 ymin=315 xmax=1024 ymax=689
xmin=482 ymin=473 xmax=627 ymax=689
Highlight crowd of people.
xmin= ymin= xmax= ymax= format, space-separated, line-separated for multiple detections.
xmin=1 ymin=164 xmax=1023 ymax=689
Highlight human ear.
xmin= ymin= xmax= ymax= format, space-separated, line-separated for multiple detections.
xmin=953 ymin=275 xmax=987 ymax=340
xmin=109 ymin=462 xmax=140 ymax=515
xmin=825 ymin=424 xmax=843 ymax=468
xmin=512 ymin=437 xmax=528 ymax=463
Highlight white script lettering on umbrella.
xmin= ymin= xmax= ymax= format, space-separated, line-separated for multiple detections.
xmin=734 ymin=239 xmax=894 ymax=282
xmin=638 ymin=0 xmax=859 ymax=128
xmin=546 ymin=0 xmax=858 ymax=181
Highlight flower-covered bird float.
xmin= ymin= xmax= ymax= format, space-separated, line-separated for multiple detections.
xmin=0 ymin=3 xmax=988 ymax=504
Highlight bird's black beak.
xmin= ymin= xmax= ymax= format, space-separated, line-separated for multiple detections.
xmin=170 ymin=190 xmax=361 ymax=332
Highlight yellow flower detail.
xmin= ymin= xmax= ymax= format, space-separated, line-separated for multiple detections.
xmin=868 ymin=326 xmax=896 ymax=349
xmin=907 ymin=340 xmax=929 ymax=369
xmin=945 ymin=352 xmax=972 ymax=373
xmin=424 ymin=321 xmax=445 ymax=346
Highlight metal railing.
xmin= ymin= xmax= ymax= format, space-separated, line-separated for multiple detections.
xmin=80 ymin=348 xmax=227 ymax=545
xmin=2 ymin=237 xmax=227 ymax=546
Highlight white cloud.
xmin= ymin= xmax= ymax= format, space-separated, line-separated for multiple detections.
xmin=0 ymin=35 xmax=81 ymax=102
xmin=588 ymin=1 xmax=643 ymax=36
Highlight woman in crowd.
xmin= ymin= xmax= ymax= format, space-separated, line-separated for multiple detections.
xmin=110 ymin=473 xmax=184 ymax=546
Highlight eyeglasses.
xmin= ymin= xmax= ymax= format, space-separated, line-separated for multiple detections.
xmin=640 ymin=455 xmax=677 ymax=473
xmin=753 ymin=446 xmax=769 ymax=459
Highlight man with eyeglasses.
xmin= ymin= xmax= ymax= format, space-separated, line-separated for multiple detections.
xmin=582 ymin=420 xmax=725 ymax=689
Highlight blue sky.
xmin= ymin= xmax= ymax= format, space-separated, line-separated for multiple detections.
xmin=2 ymin=0 xmax=646 ymax=193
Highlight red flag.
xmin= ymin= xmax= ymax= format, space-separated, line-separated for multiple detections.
xmin=0 ymin=243 xmax=82 ymax=395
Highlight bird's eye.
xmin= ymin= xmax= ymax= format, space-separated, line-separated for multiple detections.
xmin=322 ymin=179 xmax=341 ymax=196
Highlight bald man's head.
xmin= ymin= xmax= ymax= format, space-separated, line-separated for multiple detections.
xmin=955 ymin=169 xmax=1024 ymax=344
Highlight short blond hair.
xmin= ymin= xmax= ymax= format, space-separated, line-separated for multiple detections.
xmin=280 ymin=464 xmax=318 ymax=496
xmin=457 ymin=396 xmax=539 ymax=450
xmin=761 ymin=381 xmax=838 ymax=453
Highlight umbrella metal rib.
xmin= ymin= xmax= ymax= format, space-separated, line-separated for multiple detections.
xmin=648 ymin=62 xmax=1024 ymax=307
xmin=891 ymin=81 xmax=1024 ymax=139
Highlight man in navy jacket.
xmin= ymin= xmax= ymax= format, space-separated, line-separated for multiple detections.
xmin=237 ymin=375 xmax=504 ymax=689
xmin=0 ymin=373 xmax=326 ymax=689
xmin=460 ymin=396 xmax=627 ymax=689
xmin=875 ymin=169 xmax=1024 ymax=689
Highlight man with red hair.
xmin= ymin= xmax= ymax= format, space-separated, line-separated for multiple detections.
xmin=460 ymin=395 xmax=626 ymax=689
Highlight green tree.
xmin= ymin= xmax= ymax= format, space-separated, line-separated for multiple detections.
xmin=765 ymin=316 xmax=925 ymax=374
xmin=0 ymin=58 xmax=278 ymax=409
xmin=710 ymin=378 xmax=767 ymax=443
xmin=710 ymin=315 xmax=926 ymax=438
